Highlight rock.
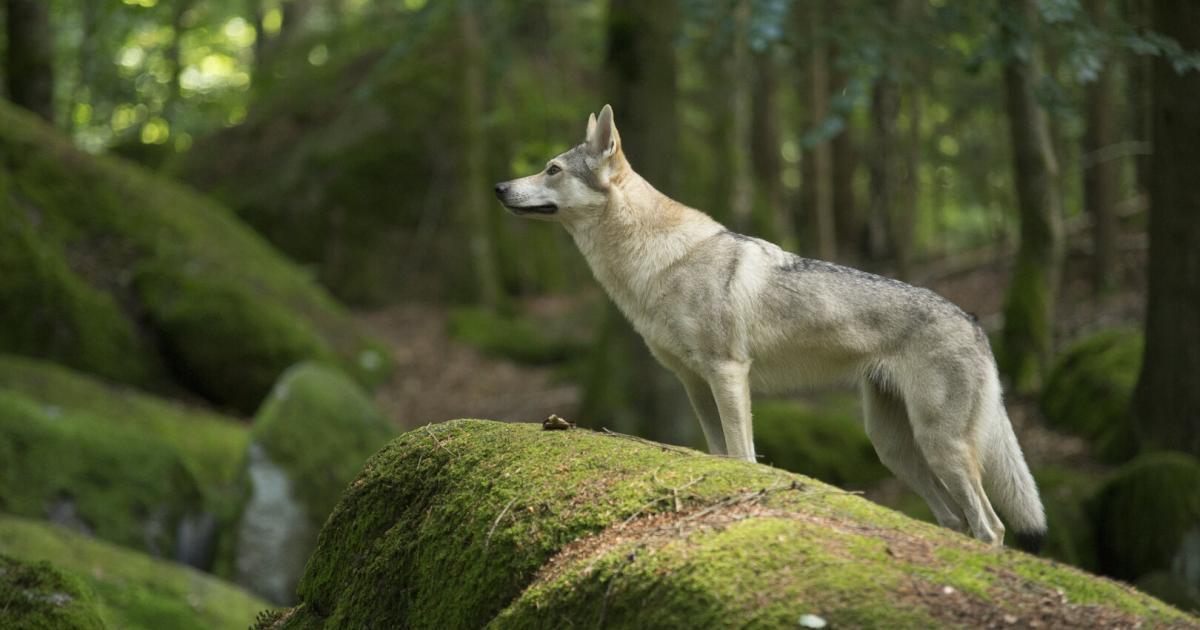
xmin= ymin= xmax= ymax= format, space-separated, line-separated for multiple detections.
xmin=0 ymin=101 xmax=391 ymax=412
xmin=0 ymin=515 xmax=269 ymax=630
xmin=0 ymin=554 xmax=105 ymax=630
xmin=0 ymin=355 xmax=248 ymax=568
xmin=233 ymin=362 xmax=394 ymax=603
xmin=1095 ymin=452 xmax=1200 ymax=588
xmin=1040 ymin=329 xmax=1142 ymax=463
xmin=258 ymin=420 xmax=1195 ymax=628
xmin=753 ymin=396 xmax=890 ymax=488
xmin=1033 ymin=466 xmax=1104 ymax=572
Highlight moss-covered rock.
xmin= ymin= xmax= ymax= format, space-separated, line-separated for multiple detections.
xmin=234 ymin=362 xmax=394 ymax=603
xmin=0 ymin=101 xmax=391 ymax=412
xmin=1041 ymin=329 xmax=1142 ymax=463
xmin=0 ymin=554 xmax=105 ymax=630
xmin=1137 ymin=572 xmax=1200 ymax=616
xmin=0 ymin=515 xmax=269 ymax=630
xmin=0 ymin=355 xmax=250 ymax=567
xmin=1035 ymin=466 xmax=1105 ymax=572
xmin=259 ymin=420 xmax=1192 ymax=628
xmin=753 ymin=396 xmax=890 ymax=488
xmin=1094 ymin=452 xmax=1200 ymax=586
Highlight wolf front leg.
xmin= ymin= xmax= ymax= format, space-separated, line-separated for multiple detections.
xmin=706 ymin=360 xmax=756 ymax=462
xmin=677 ymin=371 xmax=728 ymax=455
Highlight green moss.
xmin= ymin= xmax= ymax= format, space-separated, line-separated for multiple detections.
xmin=0 ymin=391 xmax=205 ymax=558
xmin=447 ymin=306 xmax=588 ymax=365
xmin=0 ymin=554 xmax=105 ymax=630
xmin=1034 ymin=466 xmax=1104 ymax=572
xmin=1041 ymin=329 xmax=1142 ymax=463
xmin=0 ymin=515 xmax=269 ymax=630
xmin=262 ymin=420 xmax=1190 ymax=628
xmin=1094 ymin=452 xmax=1200 ymax=581
xmin=0 ymin=101 xmax=391 ymax=412
xmin=1136 ymin=572 xmax=1200 ymax=615
xmin=753 ymin=396 xmax=889 ymax=488
xmin=250 ymin=362 xmax=394 ymax=529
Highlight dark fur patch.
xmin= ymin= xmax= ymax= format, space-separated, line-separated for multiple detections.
xmin=1013 ymin=530 xmax=1046 ymax=555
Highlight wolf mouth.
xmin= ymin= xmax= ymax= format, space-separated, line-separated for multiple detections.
xmin=508 ymin=204 xmax=558 ymax=215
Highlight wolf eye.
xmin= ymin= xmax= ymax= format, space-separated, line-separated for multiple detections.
xmin=546 ymin=164 xmax=561 ymax=176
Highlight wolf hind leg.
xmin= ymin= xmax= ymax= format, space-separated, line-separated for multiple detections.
xmin=861 ymin=381 xmax=967 ymax=533
xmin=905 ymin=384 xmax=1004 ymax=545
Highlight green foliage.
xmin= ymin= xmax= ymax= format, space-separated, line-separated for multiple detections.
xmin=0 ymin=391 xmax=204 ymax=558
xmin=0 ymin=100 xmax=391 ymax=412
xmin=0 ymin=515 xmax=269 ymax=630
xmin=447 ymin=307 xmax=589 ymax=365
xmin=263 ymin=420 xmax=1188 ymax=628
xmin=0 ymin=554 xmax=105 ymax=630
xmin=753 ymin=397 xmax=890 ymax=488
xmin=1094 ymin=452 xmax=1200 ymax=582
xmin=1040 ymin=329 xmax=1143 ymax=463
xmin=250 ymin=362 xmax=394 ymax=529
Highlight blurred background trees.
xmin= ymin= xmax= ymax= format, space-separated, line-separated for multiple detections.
xmin=3 ymin=0 xmax=1200 ymax=619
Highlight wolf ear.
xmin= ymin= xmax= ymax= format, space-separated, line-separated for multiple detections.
xmin=585 ymin=112 xmax=597 ymax=140
xmin=586 ymin=104 xmax=620 ymax=159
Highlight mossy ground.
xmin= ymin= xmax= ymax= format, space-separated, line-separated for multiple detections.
xmin=0 ymin=516 xmax=268 ymax=630
xmin=250 ymin=362 xmax=395 ymax=534
xmin=1040 ymin=328 xmax=1142 ymax=463
xmin=753 ymin=395 xmax=890 ymax=488
xmin=447 ymin=306 xmax=589 ymax=366
xmin=264 ymin=420 xmax=1194 ymax=628
xmin=0 ymin=356 xmax=248 ymax=564
xmin=0 ymin=101 xmax=391 ymax=412
xmin=0 ymin=554 xmax=105 ymax=630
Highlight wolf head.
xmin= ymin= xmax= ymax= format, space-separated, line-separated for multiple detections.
xmin=494 ymin=104 xmax=626 ymax=222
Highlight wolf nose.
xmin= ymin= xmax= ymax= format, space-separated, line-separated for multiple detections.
xmin=494 ymin=182 xmax=509 ymax=198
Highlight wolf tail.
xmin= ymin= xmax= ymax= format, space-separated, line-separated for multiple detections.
xmin=980 ymin=398 xmax=1047 ymax=553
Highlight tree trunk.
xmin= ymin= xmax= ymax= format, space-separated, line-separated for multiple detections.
xmin=999 ymin=0 xmax=1064 ymax=394
xmin=164 ymin=0 xmax=194 ymax=119
xmin=1133 ymin=0 xmax=1200 ymax=456
xmin=1126 ymin=0 xmax=1153 ymax=196
xmin=726 ymin=0 xmax=754 ymax=233
xmin=73 ymin=0 xmax=100 ymax=134
xmin=830 ymin=45 xmax=860 ymax=260
xmin=894 ymin=81 xmax=921 ymax=279
xmin=604 ymin=0 xmax=677 ymax=193
xmin=751 ymin=50 xmax=789 ymax=246
xmin=457 ymin=0 xmax=502 ymax=309
xmin=800 ymin=2 xmax=835 ymax=260
xmin=867 ymin=64 xmax=899 ymax=263
xmin=1083 ymin=0 xmax=1120 ymax=293
xmin=5 ymin=0 xmax=55 ymax=121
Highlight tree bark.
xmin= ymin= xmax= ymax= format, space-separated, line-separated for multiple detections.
xmin=751 ymin=50 xmax=789 ymax=246
xmin=457 ymin=0 xmax=502 ymax=309
xmin=1133 ymin=0 xmax=1200 ymax=456
xmin=1083 ymin=0 xmax=1120 ymax=293
xmin=829 ymin=41 xmax=860 ymax=259
xmin=726 ymin=0 xmax=754 ymax=233
xmin=1125 ymin=0 xmax=1153 ymax=196
xmin=867 ymin=64 xmax=899 ymax=263
xmin=999 ymin=0 xmax=1065 ymax=394
xmin=799 ymin=2 xmax=835 ymax=261
xmin=5 ymin=0 xmax=55 ymax=121
xmin=164 ymin=0 xmax=194 ymax=119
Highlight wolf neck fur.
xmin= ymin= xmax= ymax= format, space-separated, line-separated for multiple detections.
xmin=564 ymin=166 xmax=722 ymax=320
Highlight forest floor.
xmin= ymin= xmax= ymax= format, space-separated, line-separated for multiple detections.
xmin=357 ymin=240 xmax=1146 ymax=476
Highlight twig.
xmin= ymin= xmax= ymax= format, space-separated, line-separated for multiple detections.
xmin=423 ymin=424 xmax=455 ymax=456
xmin=484 ymin=496 xmax=518 ymax=551
xmin=600 ymin=427 xmax=694 ymax=455
xmin=620 ymin=475 xmax=707 ymax=526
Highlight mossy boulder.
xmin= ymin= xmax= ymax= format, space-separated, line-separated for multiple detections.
xmin=1035 ymin=466 xmax=1105 ymax=572
xmin=0 ymin=554 xmax=105 ymax=630
xmin=259 ymin=420 xmax=1193 ymax=628
xmin=233 ymin=362 xmax=394 ymax=604
xmin=1094 ymin=452 xmax=1200 ymax=587
xmin=0 ymin=355 xmax=250 ymax=567
xmin=1041 ymin=329 xmax=1142 ymax=463
xmin=753 ymin=396 xmax=890 ymax=488
xmin=0 ymin=515 xmax=269 ymax=629
xmin=0 ymin=101 xmax=391 ymax=412
xmin=1137 ymin=572 xmax=1200 ymax=616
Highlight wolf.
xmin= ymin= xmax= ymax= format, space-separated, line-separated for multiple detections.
xmin=494 ymin=104 xmax=1046 ymax=549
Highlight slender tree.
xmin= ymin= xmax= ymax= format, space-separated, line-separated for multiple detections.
xmin=5 ymin=0 xmax=55 ymax=121
xmin=751 ymin=49 xmax=789 ymax=245
xmin=1083 ymin=0 xmax=1120 ymax=293
xmin=458 ymin=0 xmax=502 ymax=308
xmin=799 ymin=1 xmax=836 ymax=260
xmin=727 ymin=0 xmax=754 ymax=232
xmin=1132 ymin=0 xmax=1200 ymax=456
xmin=829 ymin=41 xmax=861 ymax=259
xmin=867 ymin=55 xmax=899 ymax=263
xmin=999 ymin=0 xmax=1064 ymax=393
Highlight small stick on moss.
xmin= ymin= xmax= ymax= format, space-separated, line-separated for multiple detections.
xmin=600 ymin=428 xmax=693 ymax=455
xmin=621 ymin=475 xmax=706 ymax=526
xmin=484 ymin=496 xmax=518 ymax=551
xmin=423 ymin=424 xmax=456 ymax=456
